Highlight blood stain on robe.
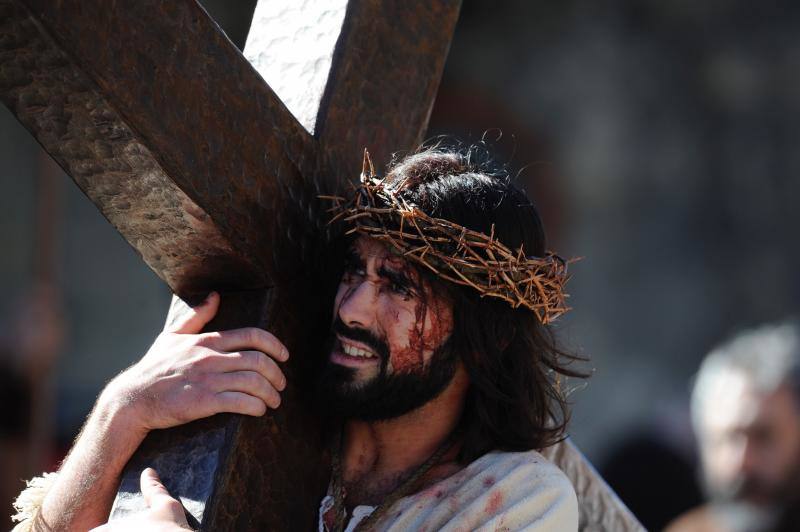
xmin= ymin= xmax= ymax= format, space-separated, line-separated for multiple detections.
xmin=484 ymin=490 xmax=504 ymax=514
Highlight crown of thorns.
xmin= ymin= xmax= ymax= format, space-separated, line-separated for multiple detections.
xmin=321 ymin=150 xmax=572 ymax=324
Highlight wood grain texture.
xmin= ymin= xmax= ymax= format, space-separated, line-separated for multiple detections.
xmin=0 ymin=0 xmax=263 ymax=295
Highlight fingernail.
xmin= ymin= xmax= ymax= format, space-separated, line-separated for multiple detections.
xmin=281 ymin=346 xmax=290 ymax=361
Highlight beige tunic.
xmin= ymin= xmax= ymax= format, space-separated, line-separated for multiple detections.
xmin=318 ymin=449 xmax=579 ymax=531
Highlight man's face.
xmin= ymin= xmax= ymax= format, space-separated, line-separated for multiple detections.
xmin=699 ymin=369 xmax=800 ymax=507
xmin=318 ymin=236 xmax=457 ymax=420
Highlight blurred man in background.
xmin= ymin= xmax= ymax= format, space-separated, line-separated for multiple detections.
xmin=668 ymin=320 xmax=800 ymax=532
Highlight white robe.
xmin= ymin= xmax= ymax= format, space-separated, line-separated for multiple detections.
xmin=318 ymin=449 xmax=579 ymax=531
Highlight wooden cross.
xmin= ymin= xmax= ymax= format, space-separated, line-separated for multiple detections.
xmin=0 ymin=1 xmax=643 ymax=530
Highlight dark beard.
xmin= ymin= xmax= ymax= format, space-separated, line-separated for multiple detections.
xmin=315 ymin=318 xmax=459 ymax=421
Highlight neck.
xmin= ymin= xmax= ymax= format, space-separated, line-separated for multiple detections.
xmin=340 ymin=364 xmax=469 ymax=506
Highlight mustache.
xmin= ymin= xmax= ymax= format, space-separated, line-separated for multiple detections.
xmin=331 ymin=317 xmax=390 ymax=361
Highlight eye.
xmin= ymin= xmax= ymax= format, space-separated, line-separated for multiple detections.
xmin=386 ymin=275 xmax=416 ymax=299
xmin=390 ymin=280 xmax=412 ymax=297
xmin=342 ymin=259 xmax=366 ymax=281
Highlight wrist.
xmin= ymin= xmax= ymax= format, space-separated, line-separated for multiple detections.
xmin=95 ymin=377 xmax=150 ymax=445
xmin=38 ymin=378 xmax=151 ymax=530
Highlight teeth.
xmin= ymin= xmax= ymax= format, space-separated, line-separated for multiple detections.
xmin=342 ymin=343 xmax=375 ymax=358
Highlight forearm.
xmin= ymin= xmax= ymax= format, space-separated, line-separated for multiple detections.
xmin=35 ymin=385 xmax=148 ymax=531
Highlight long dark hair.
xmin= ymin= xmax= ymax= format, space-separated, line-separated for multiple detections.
xmin=382 ymin=141 xmax=588 ymax=462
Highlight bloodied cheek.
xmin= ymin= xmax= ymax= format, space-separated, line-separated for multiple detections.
xmin=389 ymin=284 xmax=453 ymax=373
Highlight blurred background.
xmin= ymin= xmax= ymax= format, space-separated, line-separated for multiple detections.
xmin=2 ymin=1 xmax=799 ymax=529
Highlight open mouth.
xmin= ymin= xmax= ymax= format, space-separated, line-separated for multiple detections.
xmin=332 ymin=335 xmax=380 ymax=365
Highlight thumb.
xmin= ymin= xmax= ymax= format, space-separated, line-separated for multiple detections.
xmin=165 ymin=291 xmax=220 ymax=334
xmin=141 ymin=467 xmax=173 ymax=507
xmin=140 ymin=468 xmax=186 ymax=522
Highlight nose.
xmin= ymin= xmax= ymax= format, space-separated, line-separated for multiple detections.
xmin=337 ymin=278 xmax=378 ymax=329
xmin=739 ymin=436 xmax=760 ymax=476
xmin=724 ymin=433 xmax=758 ymax=480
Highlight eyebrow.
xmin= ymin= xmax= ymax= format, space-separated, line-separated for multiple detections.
xmin=345 ymin=246 xmax=418 ymax=291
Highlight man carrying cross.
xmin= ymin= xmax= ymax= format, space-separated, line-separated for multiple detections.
xmin=14 ymin=145 xmax=582 ymax=531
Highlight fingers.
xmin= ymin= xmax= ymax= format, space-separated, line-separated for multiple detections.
xmin=212 ymin=351 xmax=286 ymax=391
xmin=141 ymin=468 xmax=189 ymax=525
xmin=200 ymin=327 xmax=289 ymax=362
xmin=141 ymin=467 xmax=174 ymax=508
xmin=215 ymin=391 xmax=269 ymax=417
xmin=194 ymin=352 xmax=286 ymax=418
xmin=210 ymin=370 xmax=282 ymax=408
xmin=166 ymin=292 xmax=220 ymax=334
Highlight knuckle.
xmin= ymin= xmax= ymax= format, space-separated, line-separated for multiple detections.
xmin=195 ymin=331 xmax=221 ymax=347
xmin=161 ymin=498 xmax=183 ymax=512
xmin=190 ymin=371 xmax=212 ymax=389
xmin=233 ymin=350 xmax=253 ymax=370
xmin=256 ymin=351 xmax=272 ymax=373
xmin=221 ymin=350 xmax=242 ymax=364
xmin=231 ymin=393 xmax=248 ymax=410
xmin=248 ymin=349 xmax=263 ymax=367
xmin=261 ymin=330 xmax=278 ymax=347
xmin=243 ymin=327 xmax=260 ymax=346
xmin=192 ymin=351 xmax=216 ymax=369
xmin=239 ymin=352 xmax=254 ymax=369
xmin=252 ymin=327 xmax=276 ymax=351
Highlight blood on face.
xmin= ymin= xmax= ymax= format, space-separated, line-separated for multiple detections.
xmin=334 ymin=237 xmax=453 ymax=376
